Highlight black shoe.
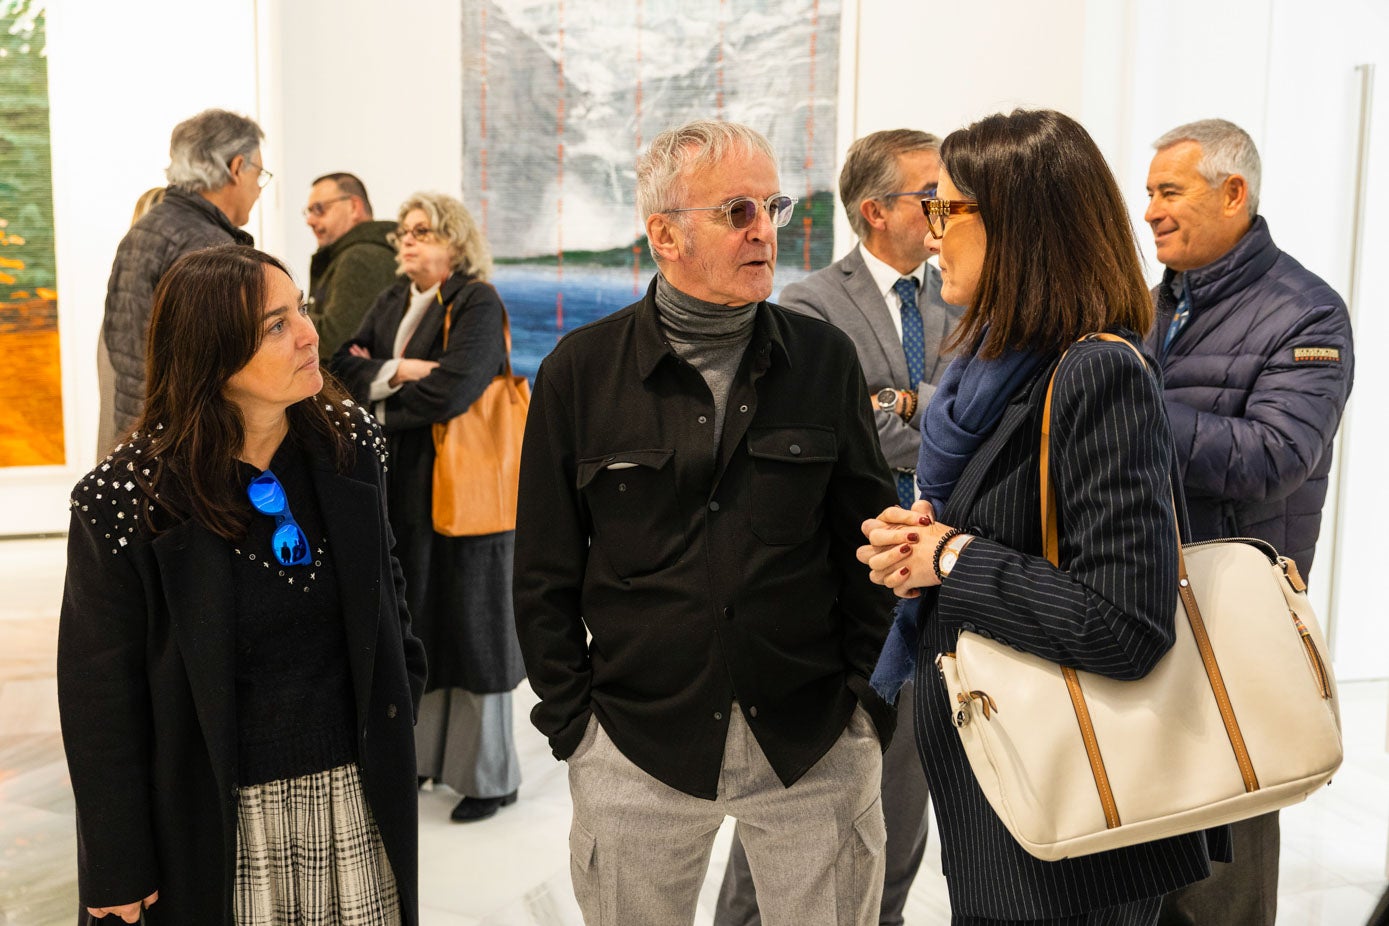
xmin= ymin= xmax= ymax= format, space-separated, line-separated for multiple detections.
xmin=417 ymin=776 xmax=431 ymax=789
xmin=449 ymin=790 xmax=518 ymax=823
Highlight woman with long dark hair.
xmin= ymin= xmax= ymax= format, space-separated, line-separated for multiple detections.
xmin=859 ymin=110 xmax=1228 ymax=925
xmin=59 ymin=245 xmax=426 ymax=924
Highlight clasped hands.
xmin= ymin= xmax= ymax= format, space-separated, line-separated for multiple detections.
xmin=857 ymin=499 xmax=955 ymax=597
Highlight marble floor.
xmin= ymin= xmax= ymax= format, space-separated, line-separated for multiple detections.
xmin=2 ymin=535 xmax=1386 ymax=925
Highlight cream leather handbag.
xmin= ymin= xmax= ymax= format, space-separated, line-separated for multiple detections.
xmin=936 ymin=334 xmax=1343 ymax=861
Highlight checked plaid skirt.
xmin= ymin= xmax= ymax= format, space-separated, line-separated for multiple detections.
xmin=235 ymin=762 xmax=401 ymax=925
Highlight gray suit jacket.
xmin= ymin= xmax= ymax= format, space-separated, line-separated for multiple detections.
xmin=777 ymin=244 xmax=961 ymax=471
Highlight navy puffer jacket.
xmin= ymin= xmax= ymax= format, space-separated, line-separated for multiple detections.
xmin=1145 ymin=217 xmax=1354 ymax=579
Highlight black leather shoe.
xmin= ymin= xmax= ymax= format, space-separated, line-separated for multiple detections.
xmin=449 ymin=790 xmax=518 ymax=823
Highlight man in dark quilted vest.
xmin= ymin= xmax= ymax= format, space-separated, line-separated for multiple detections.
xmin=101 ymin=109 xmax=265 ymax=442
xmin=1143 ymin=117 xmax=1355 ymax=926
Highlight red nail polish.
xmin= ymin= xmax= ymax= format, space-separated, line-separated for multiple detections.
xmin=919 ymin=516 xmax=932 ymax=525
xmin=899 ymin=567 xmax=910 ymax=576
xmin=900 ymin=544 xmax=911 ymax=554
xmin=907 ymin=532 xmax=920 ymax=542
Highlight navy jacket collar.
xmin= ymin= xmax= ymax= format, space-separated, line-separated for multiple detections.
xmin=1160 ymin=215 xmax=1279 ymax=314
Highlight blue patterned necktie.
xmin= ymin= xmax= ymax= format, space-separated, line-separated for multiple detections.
xmin=1163 ymin=288 xmax=1191 ymax=357
xmin=894 ymin=277 xmax=925 ymax=509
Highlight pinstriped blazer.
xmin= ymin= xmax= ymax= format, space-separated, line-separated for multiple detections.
xmin=914 ymin=335 xmax=1230 ymax=919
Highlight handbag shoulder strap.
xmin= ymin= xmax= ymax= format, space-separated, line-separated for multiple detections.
xmin=1040 ymin=331 xmax=1260 ymax=802
xmin=439 ymin=286 xmax=517 ymax=378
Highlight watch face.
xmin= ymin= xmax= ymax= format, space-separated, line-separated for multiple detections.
xmin=876 ymin=387 xmax=898 ymax=410
xmin=940 ymin=550 xmax=958 ymax=576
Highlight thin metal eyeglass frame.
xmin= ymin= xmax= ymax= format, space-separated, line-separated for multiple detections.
xmin=664 ymin=194 xmax=798 ymax=229
xmin=302 ymin=196 xmax=352 ymax=219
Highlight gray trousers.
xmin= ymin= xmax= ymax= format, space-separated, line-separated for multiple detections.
xmin=567 ymin=703 xmax=886 ymax=926
xmin=414 ymin=687 xmax=521 ymax=798
xmin=715 ymin=680 xmax=929 ymax=926
xmin=1157 ymin=811 xmax=1279 ymax=926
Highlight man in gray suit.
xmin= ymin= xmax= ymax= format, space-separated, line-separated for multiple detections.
xmin=715 ymin=128 xmax=960 ymax=926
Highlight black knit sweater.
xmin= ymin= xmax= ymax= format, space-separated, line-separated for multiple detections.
xmin=231 ymin=439 xmax=356 ymax=786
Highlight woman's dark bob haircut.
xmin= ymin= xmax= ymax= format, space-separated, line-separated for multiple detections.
xmin=941 ymin=109 xmax=1153 ymax=358
xmin=133 ymin=244 xmax=354 ymax=538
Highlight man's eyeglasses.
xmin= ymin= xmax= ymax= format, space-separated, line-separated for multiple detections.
xmin=247 ymin=161 xmax=273 ymax=189
xmin=922 ymin=198 xmax=981 ymax=238
xmin=247 ymin=470 xmax=310 ymax=566
xmin=665 ymin=193 xmax=798 ymax=230
xmin=303 ymin=196 xmax=352 ymax=219
xmin=882 ymin=186 xmax=938 ymax=203
xmin=387 ymin=224 xmax=438 ymax=247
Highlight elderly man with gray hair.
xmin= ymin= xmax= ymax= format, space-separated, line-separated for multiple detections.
xmin=514 ymin=120 xmax=898 ymax=924
xmin=101 ymin=108 xmax=268 ymax=442
xmin=1143 ymin=118 xmax=1354 ymax=926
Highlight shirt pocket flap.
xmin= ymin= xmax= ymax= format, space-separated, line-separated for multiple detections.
xmin=576 ymin=448 xmax=675 ymax=489
xmin=746 ymin=426 xmax=837 ymax=464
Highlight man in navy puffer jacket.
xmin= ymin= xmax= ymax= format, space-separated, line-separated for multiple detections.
xmin=1143 ymin=118 xmax=1354 ymax=926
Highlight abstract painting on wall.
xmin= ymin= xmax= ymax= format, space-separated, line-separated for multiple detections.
xmin=461 ymin=0 xmax=842 ymax=380
xmin=0 ymin=0 xmax=62 ymax=467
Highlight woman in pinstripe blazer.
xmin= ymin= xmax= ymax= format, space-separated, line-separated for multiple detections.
xmin=859 ymin=111 xmax=1230 ymax=926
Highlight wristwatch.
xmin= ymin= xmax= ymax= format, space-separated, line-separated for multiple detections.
xmin=876 ymin=387 xmax=900 ymax=412
xmin=938 ymin=533 xmax=974 ymax=578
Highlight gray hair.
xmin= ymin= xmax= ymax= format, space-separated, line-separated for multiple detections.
xmin=636 ymin=121 xmax=776 ymax=262
xmin=165 ymin=109 xmax=265 ymax=194
xmin=839 ymin=129 xmax=941 ymax=240
xmin=397 ymin=192 xmax=493 ymax=281
xmin=1152 ymin=118 xmax=1261 ymax=217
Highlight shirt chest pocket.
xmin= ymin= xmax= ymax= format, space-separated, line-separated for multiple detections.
xmin=746 ymin=426 xmax=837 ymax=545
xmin=577 ymin=448 xmax=684 ymax=578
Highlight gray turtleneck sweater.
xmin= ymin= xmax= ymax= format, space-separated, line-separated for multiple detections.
xmin=655 ymin=274 xmax=758 ymax=445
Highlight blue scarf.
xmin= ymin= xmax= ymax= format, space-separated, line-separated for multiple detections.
xmin=869 ymin=340 xmax=1046 ymax=702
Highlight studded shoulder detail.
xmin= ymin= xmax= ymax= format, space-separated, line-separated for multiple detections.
xmin=324 ymin=398 xmax=389 ymax=470
xmin=70 ymin=431 xmax=161 ymax=556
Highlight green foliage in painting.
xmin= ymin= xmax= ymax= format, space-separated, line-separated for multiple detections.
xmin=0 ymin=0 xmax=56 ymax=294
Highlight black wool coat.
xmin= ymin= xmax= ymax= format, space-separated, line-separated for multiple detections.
xmin=57 ymin=406 xmax=427 ymax=925
xmin=334 ymin=273 xmax=526 ymax=694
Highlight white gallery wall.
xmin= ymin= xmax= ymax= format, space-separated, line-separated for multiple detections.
xmin=8 ymin=0 xmax=1386 ymax=680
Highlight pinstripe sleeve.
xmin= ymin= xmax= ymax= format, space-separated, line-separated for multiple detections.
xmin=936 ymin=343 xmax=1179 ymax=680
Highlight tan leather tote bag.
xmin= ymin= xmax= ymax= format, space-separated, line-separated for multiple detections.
xmin=936 ymin=333 xmax=1342 ymax=861
xmin=431 ymin=305 xmax=530 ymax=537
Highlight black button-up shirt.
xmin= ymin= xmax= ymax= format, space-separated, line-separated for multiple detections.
xmin=514 ymin=279 xmax=897 ymax=798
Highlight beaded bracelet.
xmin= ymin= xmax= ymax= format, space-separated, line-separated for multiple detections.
xmin=932 ymin=527 xmax=966 ymax=582
xmin=899 ymin=389 xmax=918 ymax=422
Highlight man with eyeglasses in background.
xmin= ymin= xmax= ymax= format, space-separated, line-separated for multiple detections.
xmin=1143 ymin=118 xmax=1354 ymax=926
xmin=714 ymin=128 xmax=958 ymax=926
xmin=102 ymin=108 xmax=268 ymax=444
xmin=514 ymin=120 xmax=899 ymax=925
xmin=303 ymin=172 xmax=397 ymax=362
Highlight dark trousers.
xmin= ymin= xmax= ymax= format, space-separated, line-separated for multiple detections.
xmin=1157 ymin=812 xmax=1279 ymax=926
xmin=714 ymin=680 xmax=930 ymax=926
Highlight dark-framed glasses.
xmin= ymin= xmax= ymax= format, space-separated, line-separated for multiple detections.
xmin=247 ymin=470 xmax=311 ymax=566
xmin=303 ymin=196 xmax=352 ymax=219
xmin=386 ymin=224 xmax=438 ymax=247
xmin=882 ymin=186 xmax=938 ymax=203
xmin=922 ymin=198 xmax=980 ymax=238
xmin=665 ymin=193 xmax=798 ymax=230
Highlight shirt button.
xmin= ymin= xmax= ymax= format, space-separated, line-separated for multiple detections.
xmin=749 ymin=706 xmax=758 ymax=718
xmin=714 ymin=711 xmax=723 ymax=720
xmin=789 ymin=444 xmax=802 ymax=455
xmin=709 ymin=501 xmax=720 ymax=512
xmin=386 ymin=704 xmax=398 ymax=719
xmin=698 ymin=415 xmax=708 ymax=424
xmin=723 ymin=606 xmax=734 ymax=620
xmin=739 ymin=404 xmax=749 ymax=413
